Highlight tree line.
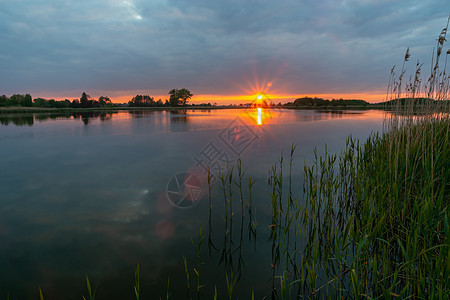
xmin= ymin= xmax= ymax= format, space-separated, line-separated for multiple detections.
xmin=128 ymin=88 xmax=193 ymax=107
xmin=0 ymin=88 xmax=194 ymax=108
xmin=284 ymin=97 xmax=369 ymax=107
xmin=0 ymin=92 xmax=113 ymax=108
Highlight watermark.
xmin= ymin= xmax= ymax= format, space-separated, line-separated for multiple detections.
xmin=194 ymin=141 xmax=234 ymax=178
xmin=166 ymin=93 xmax=272 ymax=207
xmin=166 ymin=172 xmax=203 ymax=208
xmin=218 ymin=117 xmax=258 ymax=156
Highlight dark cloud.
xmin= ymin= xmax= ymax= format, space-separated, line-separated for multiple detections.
xmin=0 ymin=0 xmax=448 ymax=100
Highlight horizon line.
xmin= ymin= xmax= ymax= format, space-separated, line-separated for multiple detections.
xmin=3 ymin=91 xmax=389 ymax=104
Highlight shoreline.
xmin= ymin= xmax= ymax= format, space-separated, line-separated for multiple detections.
xmin=0 ymin=105 xmax=387 ymax=114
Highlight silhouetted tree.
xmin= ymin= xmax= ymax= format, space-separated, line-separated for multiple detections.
xmin=0 ymin=95 xmax=9 ymax=107
xmin=47 ymin=99 xmax=57 ymax=107
xmin=79 ymin=92 xmax=97 ymax=108
xmin=128 ymin=95 xmax=155 ymax=107
xmin=20 ymin=94 xmax=32 ymax=107
xmin=63 ymin=99 xmax=72 ymax=107
xmin=33 ymin=98 xmax=47 ymax=107
xmin=98 ymin=96 xmax=111 ymax=106
xmin=9 ymin=94 xmax=24 ymax=106
xmin=168 ymin=88 xmax=193 ymax=106
xmin=80 ymin=92 xmax=89 ymax=106
xmin=71 ymin=99 xmax=80 ymax=108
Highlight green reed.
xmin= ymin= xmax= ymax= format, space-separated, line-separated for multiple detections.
xmin=83 ymin=276 xmax=97 ymax=300
xmin=259 ymin=107 xmax=448 ymax=298
xmin=191 ymin=228 xmax=205 ymax=299
xmin=134 ymin=264 xmax=140 ymax=300
xmin=302 ymin=114 xmax=448 ymax=298
xmin=38 ymin=288 xmax=44 ymax=300
xmin=262 ymin=20 xmax=450 ymax=299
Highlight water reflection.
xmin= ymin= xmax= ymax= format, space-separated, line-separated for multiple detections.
xmin=169 ymin=110 xmax=190 ymax=132
xmin=243 ymin=107 xmax=273 ymax=126
xmin=128 ymin=110 xmax=156 ymax=118
xmin=0 ymin=108 xmax=385 ymax=130
xmin=34 ymin=113 xmax=72 ymax=121
xmin=0 ymin=108 xmax=387 ymax=299
xmin=0 ymin=115 xmax=34 ymax=126
xmin=169 ymin=109 xmax=189 ymax=120
xmin=290 ymin=109 xmax=363 ymax=122
xmin=71 ymin=112 xmax=117 ymax=125
xmin=0 ymin=111 xmax=118 ymax=126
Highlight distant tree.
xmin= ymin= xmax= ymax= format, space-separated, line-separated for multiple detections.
xmin=80 ymin=92 xmax=89 ymax=105
xmin=71 ymin=99 xmax=80 ymax=108
xmin=80 ymin=92 xmax=94 ymax=108
xmin=129 ymin=95 xmax=140 ymax=107
xmin=98 ymin=96 xmax=111 ymax=106
xmin=33 ymin=98 xmax=47 ymax=107
xmin=9 ymin=94 xmax=24 ymax=106
xmin=293 ymin=97 xmax=330 ymax=106
xmin=47 ymin=99 xmax=57 ymax=107
xmin=128 ymin=95 xmax=154 ymax=107
xmin=19 ymin=94 xmax=32 ymax=107
xmin=168 ymin=88 xmax=193 ymax=106
xmin=0 ymin=95 xmax=8 ymax=107
xmin=142 ymin=95 xmax=154 ymax=106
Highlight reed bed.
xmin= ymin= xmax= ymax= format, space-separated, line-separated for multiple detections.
xmin=263 ymin=18 xmax=450 ymax=299
xmin=298 ymin=114 xmax=449 ymax=298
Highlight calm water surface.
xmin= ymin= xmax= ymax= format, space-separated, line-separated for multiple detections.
xmin=0 ymin=109 xmax=386 ymax=299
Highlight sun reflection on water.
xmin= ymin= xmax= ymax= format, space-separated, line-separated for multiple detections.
xmin=257 ymin=108 xmax=262 ymax=125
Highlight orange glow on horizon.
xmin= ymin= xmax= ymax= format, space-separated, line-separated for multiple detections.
xmin=186 ymin=92 xmax=387 ymax=104
xmin=32 ymin=91 xmax=388 ymax=105
xmin=22 ymin=66 xmax=386 ymax=104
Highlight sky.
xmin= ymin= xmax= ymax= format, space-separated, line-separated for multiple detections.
xmin=0 ymin=0 xmax=448 ymax=104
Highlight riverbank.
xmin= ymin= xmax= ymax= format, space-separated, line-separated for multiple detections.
xmin=0 ymin=104 xmax=388 ymax=114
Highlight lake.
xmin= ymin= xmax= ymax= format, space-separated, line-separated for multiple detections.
xmin=0 ymin=108 xmax=387 ymax=299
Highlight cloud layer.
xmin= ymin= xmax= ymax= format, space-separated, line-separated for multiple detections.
xmin=0 ymin=0 xmax=448 ymax=101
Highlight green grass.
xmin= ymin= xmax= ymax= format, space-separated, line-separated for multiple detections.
xmin=299 ymin=114 xmax=449 ymax=298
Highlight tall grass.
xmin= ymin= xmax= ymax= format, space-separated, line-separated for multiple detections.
xmin=294 ymin=19 xmax=450 ymax=298
xmin=300 ymin=116 xmax=449 ymax=298
xmin=260 ymin=19 xmax=450 ymax=298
